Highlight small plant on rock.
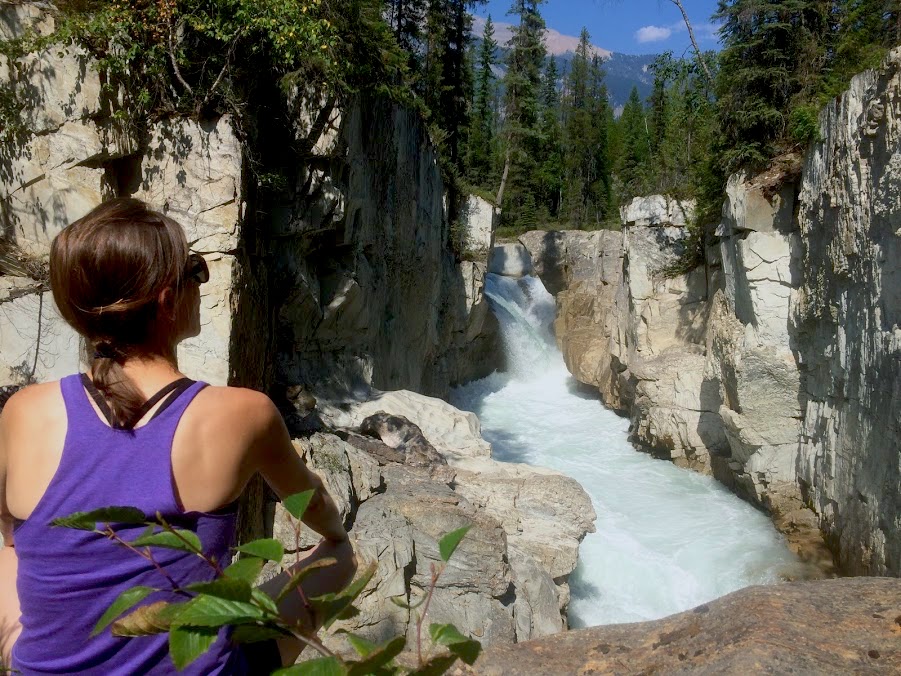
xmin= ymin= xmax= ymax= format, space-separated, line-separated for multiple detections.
xmin=52 ymin=493 xmax=480 ymax=675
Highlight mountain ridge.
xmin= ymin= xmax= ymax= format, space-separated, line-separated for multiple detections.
xmin=473 ymin=15 xmax=658 ymax=112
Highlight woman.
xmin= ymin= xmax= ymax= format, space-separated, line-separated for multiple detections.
xmin=0 ymin=198 xmax=356 ymax=673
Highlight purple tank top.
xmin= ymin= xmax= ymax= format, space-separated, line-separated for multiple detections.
xmin=12 ymin=374 xmax=243 ymax=675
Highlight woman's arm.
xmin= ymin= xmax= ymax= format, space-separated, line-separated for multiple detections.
xmin=250 ymin=396 xmax=349 ymax=543
xmin=0 ymin=403 xmax=22 ymax=665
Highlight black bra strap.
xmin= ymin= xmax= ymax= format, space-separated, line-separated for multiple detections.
xmin=81 ymin=374 xmax=194 ymax=429
xmin=134 ymin=378 xmax=194 ymax=424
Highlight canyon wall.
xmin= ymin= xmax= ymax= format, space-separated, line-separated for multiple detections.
xmin=526 ymin=50 xmax=901 ymax=577
xmin=0 ymin=3 xmax=498 ymax=401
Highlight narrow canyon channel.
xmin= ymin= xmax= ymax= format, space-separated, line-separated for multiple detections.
xmin=452 ymin=273 xmax=802 ymax=628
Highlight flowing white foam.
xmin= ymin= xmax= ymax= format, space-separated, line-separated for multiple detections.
xmin=452 ymin=274 xmax=800 ymax=627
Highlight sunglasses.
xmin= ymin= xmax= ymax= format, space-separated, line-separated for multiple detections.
xmin=185 ymin=253 xmax=210 ymax=284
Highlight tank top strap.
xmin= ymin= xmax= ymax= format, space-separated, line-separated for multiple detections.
xmin=59 ymin=373 xmax=101 ymax=427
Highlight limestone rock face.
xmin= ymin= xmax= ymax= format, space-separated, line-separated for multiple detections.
xmin=271 ymin=98 xmax=500 ymax=398
xmin=541 ymin=209 xmax=717 ymax=468
xmin=460 ymin=577 xmax=901 ymax=674
xmin=488 ymin=243 xmax=533 ymax=278
xmin=702 ymin=171 xmax=803 ymax=505
xmin=1 ymin=14 xmax=498 ymax=398
xmin=277 ymin=391 xmax=596 ymax=647
xmin=790 ymin=49 xmax=901 ymax=576
xmin=460 ymin=195 xmax=494 ymax=255
xmin=620 ymin=195 xmax=695 ymax=227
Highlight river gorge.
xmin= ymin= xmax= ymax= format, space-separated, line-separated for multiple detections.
xmin=0 ymin=3 xmax=899 ymax=671
xmin=453 ymin=273 xmax=801 ymax=628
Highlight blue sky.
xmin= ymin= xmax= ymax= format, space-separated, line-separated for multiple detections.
xmin=476 ymin=0 xmax=722 ymax=56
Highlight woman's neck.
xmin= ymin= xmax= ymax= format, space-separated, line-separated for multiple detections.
xmin=118 ymin=351 xmax=184 ymax=396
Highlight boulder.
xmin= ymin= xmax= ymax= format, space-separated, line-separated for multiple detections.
xmin=359 ymin=412 xmax=446 ymax=467
xmin=320 ymin=389 xmax=492 ymax=461
xmin=518 ymin=230 xmax=622 ymax=296
xmin=488 ymin=244 xmax=533 ymax=278
xmin=460 ymin=194 xmax=495 ymax=255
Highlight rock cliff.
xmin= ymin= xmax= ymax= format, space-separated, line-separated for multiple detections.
xmin=0 ymin=2 xmax=499 ymax=400
xmin=528 ymin=50 xmax=901 ymax=577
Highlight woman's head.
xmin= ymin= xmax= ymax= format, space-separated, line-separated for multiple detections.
xmin=50 ymin=197 xmax=208 ymax=428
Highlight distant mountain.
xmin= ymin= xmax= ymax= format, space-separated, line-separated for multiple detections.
xmin=473 ymin=16 xmax=658 ymax=114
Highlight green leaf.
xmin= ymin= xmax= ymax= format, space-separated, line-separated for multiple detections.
xmin=250 ymin=588 xmax=280 ymax=615
xmin=406 ymin=654 xmax=458 ymax=676
xmin=172 ymin=595 xmax=266 ymax=627
xmin=346 ymin=636 xmax=405 ymax=676
xmin=91 ymin=586 xmax=156 ymax=636
xmin=438 ymin=525 xmax=470 ymax=563
xmin=429 ymin=624 xmax=481 ymax=665
xmin=111 ymin=601 xmax=182 ymax=637
xmin=169 ymin=626 xmax=219 ymax=670
xmin=231 ymin=624 xmax=290 ymax=644
xmin=223 ymin=557 xmax=264 ymax=583
xmin=132 ymin=529 xmax=202 ymax=554
xmin=185 ymin=577 xmax=252 ymax=602
xmin=52 ymin=506 xmax=147 ymax=531
xmin=272 ymin=656 xmax=346 ymax=675
xmin=235 ymin=538 xmax=284 ymax=561
xmin=282 ymin=490 xmax=315 ymax=520
xmin=276 ymin=557 xmax=337 ymax=603
xmin=341 ymin=632 xmax=378 ymax=657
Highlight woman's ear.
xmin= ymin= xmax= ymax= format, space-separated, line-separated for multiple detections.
xmin=158 ymin=287 xmax=177 ymax=320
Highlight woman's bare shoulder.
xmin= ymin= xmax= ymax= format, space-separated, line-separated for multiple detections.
xmin=0 ymin=382 xmax=64 ymax=424
xmin=188 ymin=385 xmax=281 ymax=434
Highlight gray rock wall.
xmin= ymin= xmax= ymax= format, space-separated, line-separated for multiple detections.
xmin=791 ymin=49 xmax=901 ymax=576
xmin=0 ymin=2 xmax=498 ymax=400
xmin=268 ymin=97 xmax=499 ymax=399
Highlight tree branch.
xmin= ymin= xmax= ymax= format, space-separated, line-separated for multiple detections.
xmin=168 ymin=21 xmax=194 ymax=96
xmin=668 ymin=0 xmax=714 ymax=88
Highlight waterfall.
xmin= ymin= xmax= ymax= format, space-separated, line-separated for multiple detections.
xmin=453 ymin=273 xmax=801 ymax=627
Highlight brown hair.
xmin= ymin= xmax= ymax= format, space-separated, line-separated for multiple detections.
xmin=50 ymin=198 xmax=190 ymax=429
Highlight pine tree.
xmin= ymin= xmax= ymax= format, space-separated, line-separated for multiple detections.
xmin=587 ymin=54 xmax=612 ymax=225
xmin=561 ymin=28 xmax=593 ymax=225
xmin=561 ymin=29 xmax=612 ymax=227
xmin=496 ymin=0 xmax=547 ymax=226
xmin=827 ymin=0 xmax=901 ymax=95
xmin=387 ymin=0 xmax=427 ymax=62
xmin=467 ymin=14 xmax=498 ymax=186
xmin=537 ymin=56 xmax=563 ymax=219
xmin=714 ymin=0 xmax=830 ymax=172
xmin=617 ymin=86 xmax=651 ymax=202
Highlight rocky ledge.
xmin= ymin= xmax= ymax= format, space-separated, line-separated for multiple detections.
xmin=456 ymin=577 xmax=901 ymax=674
xmin=267 ymin=389 xmax=596 ymax=649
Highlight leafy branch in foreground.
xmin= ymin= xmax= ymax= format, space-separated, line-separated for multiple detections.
xmin=53 ymin=495 xmax=480 ymax=674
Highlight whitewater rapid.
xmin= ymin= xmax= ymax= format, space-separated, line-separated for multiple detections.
xmin=452 ymin=274 xmax=800 ymax=628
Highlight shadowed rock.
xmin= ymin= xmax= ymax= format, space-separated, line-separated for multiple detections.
xmin=360 ymin=412 xmax=447 ymax=467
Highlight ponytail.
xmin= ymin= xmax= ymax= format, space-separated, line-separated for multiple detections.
xmin=89 ymin=344 xmax=146 ymax=430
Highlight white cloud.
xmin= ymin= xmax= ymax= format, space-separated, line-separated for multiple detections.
xmin=635 ymin=25 xmax=673 ymax=43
